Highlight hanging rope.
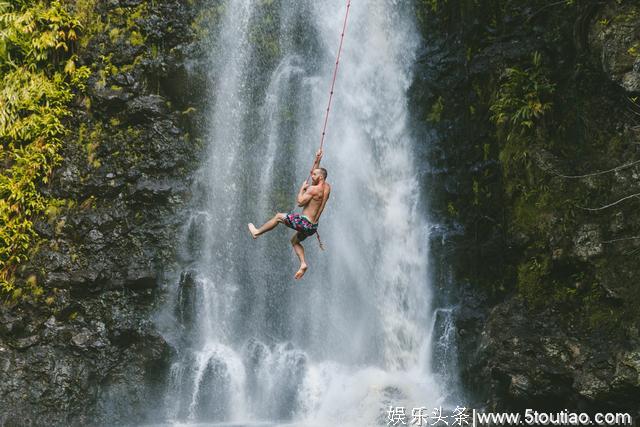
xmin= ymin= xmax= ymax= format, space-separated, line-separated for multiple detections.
xmin=309 ymin=0 xmax=351 ymax=177
xmin=318 ymin=0 xmax=351 ymax=155
xmin=309 ymin=0 xmax=351 ymax=251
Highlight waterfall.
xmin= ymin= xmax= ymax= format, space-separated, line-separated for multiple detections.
xmin=156 ymin=0 xmax=449 ymax=424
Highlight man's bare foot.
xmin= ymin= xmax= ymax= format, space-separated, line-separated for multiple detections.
xmin=248 ymin=223 xmax=259 ymax=239
xmin=294 ymin=263 xmax=308 ymax=280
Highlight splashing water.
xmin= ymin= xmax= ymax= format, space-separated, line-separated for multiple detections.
xmin=157 ymin=0 xmax=449 ymax=425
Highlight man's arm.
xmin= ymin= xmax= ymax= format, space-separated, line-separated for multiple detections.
xmin=297 ymin=180 xmax=313 ymax=207
xmin=311 ymin=149 xmax=323 ymax=171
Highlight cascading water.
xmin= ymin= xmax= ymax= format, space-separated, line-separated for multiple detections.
xmin=157 ymin=0 xmax=451 ymax=424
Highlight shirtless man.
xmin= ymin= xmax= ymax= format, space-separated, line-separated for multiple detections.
xmin=248 ymin=149 xmax=331 ymax=279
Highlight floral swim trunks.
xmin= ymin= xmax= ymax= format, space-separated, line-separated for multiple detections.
xmin=282 ymin=212 xmax=318 ymax=241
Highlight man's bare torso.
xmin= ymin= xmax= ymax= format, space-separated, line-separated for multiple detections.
xmin=301 ymin=183 xmax=331 ymax=223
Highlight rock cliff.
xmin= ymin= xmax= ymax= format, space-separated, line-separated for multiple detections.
xmin=413 ymin=0 xmax=640 ymax=414
xmin=0 ymin=0 xmax=207 ymax=424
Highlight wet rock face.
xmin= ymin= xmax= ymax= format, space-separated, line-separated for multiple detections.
xmin=0 ymin=291 xmax=173 ymax=425
xmin=475 ymin=298 xmax=640 ymax=414
xmin=413 ymin=0 xmax=640 ymax=414
xmin=589 ymin=2 xmax=640 ymax=93
xmin=0 ymin=0 xmax=207 ymax=424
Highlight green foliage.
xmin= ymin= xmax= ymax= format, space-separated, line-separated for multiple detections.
xmin=191 ymin=2 xmax=225 ymax=41
xmin=517 ymin=256 xmax=550 ymax=306
xmin=489 ymin=51 xmax=561 ymax=302
xmin=248 ymin=2 xmax=281 ymax=64
xmin=0 ymin=0 xmax=89 ymax=298
xmin=106 ymin=4 xmax=148 ymax=47
xmin=0 ymin=0 xmax=78 ymax=66
xmin=427 ymin=96 xmax=444 ymax=123
xmin=490 ymin=52 xmax=556 ymax=140
xmin=490 ymin=52 xmax=556 ymax=202
xmin=423 ymin=0 xmax=448 ymax=13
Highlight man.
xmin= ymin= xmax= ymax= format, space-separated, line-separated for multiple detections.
xmin=248 ymin=149 xmax=331 ymax=279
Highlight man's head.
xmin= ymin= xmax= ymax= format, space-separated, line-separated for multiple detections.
xmin=311 ymin=167 xmax=328 ymax=184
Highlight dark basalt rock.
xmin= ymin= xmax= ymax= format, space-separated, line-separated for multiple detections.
xmin=126 ymin=95 xmax=169 ymax=122
xmin=475 ymin=297 xmax=640 ymax=414
xmin=0 ymin=289 xmax=175 ymax=426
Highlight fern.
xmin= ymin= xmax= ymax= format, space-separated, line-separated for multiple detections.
xmin=0 ymin=1 xmax=90 ymax=298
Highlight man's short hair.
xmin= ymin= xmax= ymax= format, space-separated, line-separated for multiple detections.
xmin=318 ymin=167 xmax=328 ymax=179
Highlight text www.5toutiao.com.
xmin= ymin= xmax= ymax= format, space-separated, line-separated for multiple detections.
xmin=471 ymin=409 xmax=633 ymax=426
xmin=385 ymin=406 xmax=634 ymax=426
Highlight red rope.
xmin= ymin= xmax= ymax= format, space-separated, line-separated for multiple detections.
xmin=310 ymin=0 xmax=351 ymax=251
xmin=319 ymin=0 xmax=351 ymax=153
xmin=309 ymin=0 xmax=351 ymax=178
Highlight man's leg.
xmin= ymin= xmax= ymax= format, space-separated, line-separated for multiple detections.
xmin=290 ymin=233 xmax=308 ymax=279
xmin=248 ymin=213 xmax=286 ymax=239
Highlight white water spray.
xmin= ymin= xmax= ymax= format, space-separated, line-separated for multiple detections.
xmin=159 ymin=1 xmax=448 ymax=424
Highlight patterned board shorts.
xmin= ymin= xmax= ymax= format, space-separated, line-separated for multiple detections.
xmin=282 ymin=212 xmax=318 ymax=241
